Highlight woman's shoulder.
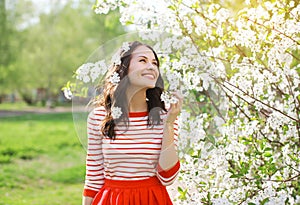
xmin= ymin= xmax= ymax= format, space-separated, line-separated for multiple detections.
xmin=93 ymin=106 xmax=106 ymax=114
xmin=88 ymin=106 xmax=106 ymax=121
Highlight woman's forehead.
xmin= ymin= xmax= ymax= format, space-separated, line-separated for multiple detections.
xmin=132 ymin=46 xmax=155 ymax=57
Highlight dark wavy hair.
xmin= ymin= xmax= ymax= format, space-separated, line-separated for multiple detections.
xmin=98 ymin=41 xmax=166 ymax=140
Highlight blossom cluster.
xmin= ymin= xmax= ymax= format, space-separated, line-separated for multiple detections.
xmin=111 ymin=106 xmax=122 ymax=119
xmin=111 ymin=42 xmax=130 ymax=65
xmin=62 ymin=60 xmax=108 ymax=99
xmin=109 ymin=72 xmax=120 ymax=85
xmin=76 ymin=60 xmax=107 ymax=83
xmin=160 ymin=91 xmax=178 ymax=104
xmin=94 ymin=0 xmax=300 ymax=204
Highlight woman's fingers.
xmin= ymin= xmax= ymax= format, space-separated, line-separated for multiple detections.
xmin=170 ymin=91 xmax=183 ymax=109
xmin=168 ymin=91 xmax=183 ymax=116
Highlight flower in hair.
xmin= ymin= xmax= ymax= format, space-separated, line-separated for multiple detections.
xmin=109 ymin=72 xmax=120 ymax=85
xmin=160 ymin=91 xmax=178 ymax=104
xmin=121 ymin=42 xmax=130 ymax=52
xmin=111 ymin=42 xmax=130 ymax=66
xmin=111 ymin=106 xmax=122 ymax=119
xmin=111 ymin=52 xmax=121 ymax=65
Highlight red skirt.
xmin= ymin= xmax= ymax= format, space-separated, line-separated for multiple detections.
xmin=91 ymin=176 xmax=173 ymax=205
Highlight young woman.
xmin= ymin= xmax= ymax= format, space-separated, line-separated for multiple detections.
xmin=82 ymin=41 xmax=183 ymax=205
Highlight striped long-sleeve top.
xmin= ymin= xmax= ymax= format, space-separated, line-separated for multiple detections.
xmin=83 ymin=106 xmax=180 ymax=198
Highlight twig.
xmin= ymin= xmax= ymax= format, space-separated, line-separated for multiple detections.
xmin=246 ymin=17 xmax=300 ymax=46
xmin=222 ymin=79 xmax=299 ymax=122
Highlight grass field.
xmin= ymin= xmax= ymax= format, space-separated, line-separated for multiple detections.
xmin=0 ymin=112 xmax=86 ymax=205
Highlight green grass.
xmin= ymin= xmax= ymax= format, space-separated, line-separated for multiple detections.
xmin=0 ymin=112 xmax=86 ymax=204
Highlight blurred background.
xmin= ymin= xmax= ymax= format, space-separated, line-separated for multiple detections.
xmin=0 ymin=0 xmax=126 ymax=204
xmin=0 ymin=0 xmax=125 ymax=107
xmin=1 ymin=0 xmax=300 ymax=204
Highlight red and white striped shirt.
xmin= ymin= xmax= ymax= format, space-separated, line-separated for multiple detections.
xmin=83 ymin=106 xmax=180 ymax=198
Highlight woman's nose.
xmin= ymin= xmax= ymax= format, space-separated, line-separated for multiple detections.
xmin=147 ymin=62 xmax=154 ymax=70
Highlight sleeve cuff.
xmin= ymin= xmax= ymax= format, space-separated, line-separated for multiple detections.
xmin=83 ymin=188 xmax=98 ymax=198
xmin=157 ymin=160 xmax=180 ymax=178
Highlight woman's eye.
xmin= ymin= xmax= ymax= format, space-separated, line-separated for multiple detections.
xmin=139 ymin=59 xmax=146 ymax=63
xmin=152 ymin=62 xmax=158 ymax=66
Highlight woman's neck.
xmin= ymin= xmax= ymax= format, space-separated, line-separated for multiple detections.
xmin=127 ymin=87 xmax=148 ymax=112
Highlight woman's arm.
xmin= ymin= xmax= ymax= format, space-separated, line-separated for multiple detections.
xmin=82 ymin=109 xmax=106 ymax=204
xmin=157 ymin=91 xmax=183 ymax=185
xmin=159 ymin=122 xmax=179 ymax=170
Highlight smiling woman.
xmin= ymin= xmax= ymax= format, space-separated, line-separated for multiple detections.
xmin=82 ymin=41 xmax=183 ymax=205
xmin=128 ymin=45 xmax=159 ymax=87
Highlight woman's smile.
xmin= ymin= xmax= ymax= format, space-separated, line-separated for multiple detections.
xmin=141 ymin=72 xmax=156 ymax=80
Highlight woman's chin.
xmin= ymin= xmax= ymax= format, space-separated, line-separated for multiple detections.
xmin=146 ymin=84 xmax=156 ymax=89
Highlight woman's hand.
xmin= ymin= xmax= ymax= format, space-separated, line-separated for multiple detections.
xmin=82 ymin=196 xmax=93 ymax=205
xmin=165 ymin=91 xmax=183 ymax=124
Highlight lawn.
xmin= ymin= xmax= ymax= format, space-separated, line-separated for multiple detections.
xmin=0 ymin=112 xmax=86 ymax=205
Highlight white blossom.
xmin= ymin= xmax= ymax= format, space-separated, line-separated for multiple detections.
xmin=109 ymin=72 xmax=120 ymax=85
xmin=75 ymin=60 xmax=108 ymax=83
xmin=111 ymin=52 xmax=121 ymax=65
xmin=121 ymin=42 xmax=130 ymax=52
xmin=90 ymin=60 xmax=107 ymax=82
xmin=76 ymin=63 xmax=92 ymax=83
xmin=63 ymin=88 xmax=72 ymax=100
xmin=111 ymin=106 xmax=122 ymax=119
xmin=160 ymin=91 xmax=179 ymax=105
xmin=212 ymin=197 xmax=231 ymax=205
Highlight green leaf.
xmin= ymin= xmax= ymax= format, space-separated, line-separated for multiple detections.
xmin=230 ymin=174 xmax=240 ymax=178
xmin=207 ymin=135 xmax=216 ymax=145
xmin=168 ymin=5 xmax=177 ymax=11
xmin=264 ymin=147 xmax=272 ymax=151
xmin=261 ymin=197 xmax=270 ymax=205
xmin=177 ymin=186 xmax=187 ymax=200
xmin=264 ymin=152 xmax=272 ymax=157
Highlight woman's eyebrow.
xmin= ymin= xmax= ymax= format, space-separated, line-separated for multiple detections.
xmin=138 ymin=55 xmax=157 ymax=62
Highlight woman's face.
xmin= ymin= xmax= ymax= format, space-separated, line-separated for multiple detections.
xmin=127 ymin=45 xmax=159 ymax=89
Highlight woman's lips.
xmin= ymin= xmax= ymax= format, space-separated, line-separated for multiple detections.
xmin=142 ymin=73 xmax=155 ymax=80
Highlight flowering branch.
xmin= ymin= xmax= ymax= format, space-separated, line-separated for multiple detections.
xmin=246 ymin=17 xmax=300 ymax=46
xmin=222 ymin=79 xmax=299 ymax=122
